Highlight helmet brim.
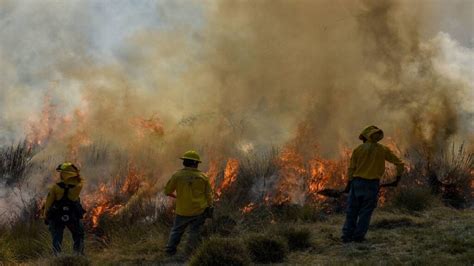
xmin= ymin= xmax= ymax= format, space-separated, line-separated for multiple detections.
xmin=179 ymin=157 xmax=202 ymax=163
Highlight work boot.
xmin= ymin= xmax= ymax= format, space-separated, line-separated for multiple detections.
xmin=165 ymin=248 xmax=177 ymax=257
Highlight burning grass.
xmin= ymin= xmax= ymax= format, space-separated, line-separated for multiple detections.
xmin=0 ymin=138 xmax=472 ymax=264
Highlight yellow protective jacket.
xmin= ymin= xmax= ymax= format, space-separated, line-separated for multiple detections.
xmin=348 ymin=126 xmax=404 ymax=180
xmin=43 ymin=174 xmax=83 ymax=217
xmin=164 ymin=167 xmax=213 ymax=217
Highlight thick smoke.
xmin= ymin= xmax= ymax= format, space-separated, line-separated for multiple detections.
xmin=0 ymin=0 xmax=472 ymax=207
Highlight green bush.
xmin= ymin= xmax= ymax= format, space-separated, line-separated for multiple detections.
xmin=391 ymin=187 xmax=434 ymax=212
xmin=190 ymin=237 xmax=250 ymax=266
xmin=246 ymin=234 xmax=288 ymax=263
xmin=279 ymin=227 xmax=312 ymax=251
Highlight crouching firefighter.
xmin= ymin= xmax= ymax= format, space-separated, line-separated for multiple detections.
xmin=342 ymin=126 xmax=404 ymax=243
xmin=44 ymin=162 xmax=86 ymax=255
xmin=164 ymin=151 xmax=214 ymax=256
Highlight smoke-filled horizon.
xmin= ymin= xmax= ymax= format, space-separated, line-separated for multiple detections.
xmin=0 ymin=0 xmax=473 ymax=171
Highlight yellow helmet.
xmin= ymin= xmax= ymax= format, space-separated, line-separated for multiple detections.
xmin=56 ymin=162 xmax=80 ymax=174
xmin=180 ymin=150 xmax=202 ymax=163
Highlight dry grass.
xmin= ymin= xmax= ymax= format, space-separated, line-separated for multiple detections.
xmin=1 ymin=204 xmax=473 ymax=265
xmin=287 ymin=207 xmax=474 ymax=265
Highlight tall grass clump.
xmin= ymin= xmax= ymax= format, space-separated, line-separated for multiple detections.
xmin=190 ymin=237 xmax=250 ymax=266
xmin=218 ymin=149 xmax=279 ymax=209
xmin=406 ymin=143 xmax=473 ymax=209
xmin=0 ymin=141 xmax=35 ymax=185
xmin=278 ymin=227 xmax=313 ymax=251
xmin=246 ymin=234 xmax=288 ymax=263
xmin=391 ymin=187 xmax=435 ymax=212
xmin=0 ymin=220 xmax=50 ymax=261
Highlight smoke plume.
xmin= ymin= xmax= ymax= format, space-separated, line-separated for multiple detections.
xmin=0 ymin=0 xmax=472 ymax=201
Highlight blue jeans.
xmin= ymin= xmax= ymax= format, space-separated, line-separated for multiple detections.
xmin=48 ymin=220 xmax=85 ymax=255
xmin=165 ymin=213 xmax=205 ymax=254
xmin=342 ymin=178 xmax=379 ymax=241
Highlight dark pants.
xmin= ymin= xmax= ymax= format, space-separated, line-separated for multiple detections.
xmin=48 ymin=220 xmax=85 ymax=255
xmin=342 ymin=178 xmax=379 ymax=241
xmin=165 ymin=213 xmax=205 ymax=255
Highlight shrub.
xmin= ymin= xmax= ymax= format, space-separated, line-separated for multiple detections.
xmin=406 ymin=143 xmax=473 ymax=209
xmin=0 ymin=141 xmax=35 ymax=185
xmin=279 ymin=227 xmax=312 ymax=251
xmin=246 ymin=234 xmax=288 ymax=263
xmin=190 ymin=237 xmax=250 ymax=266
xmin=391 ymin=187 xmax=434 ymax=212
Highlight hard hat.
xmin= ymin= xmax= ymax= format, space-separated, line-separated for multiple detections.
xmin=180 ymin=150 xmax=202 ymax=163
xmin=56 ymin=162 xmax=80 ymax=174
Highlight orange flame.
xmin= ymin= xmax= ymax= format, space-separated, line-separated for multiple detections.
xmin=131 ymin=116 xmax=164 ymax=139
xmin=240 ymin=202 xmax=256 ymax=214
xmin=206 ymin=159 xmax=220 ymax=189
xmin=27 ymin=94 xmax=57 ymax=146
xmin=83 ymin=163 xmax=145 ymax=228
xmin=215 ymin=158 xmax=239 ymax=199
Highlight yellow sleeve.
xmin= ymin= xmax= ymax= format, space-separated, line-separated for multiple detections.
xmin=43 ymin=186 xmax=56 ymax=217
xmin=164 ymin=174 xmax=177 ymax=195
xmin=347 ymin=148 xmax=359 ymax=180
xmin=384 ymin=147 xmax=404 ymax=176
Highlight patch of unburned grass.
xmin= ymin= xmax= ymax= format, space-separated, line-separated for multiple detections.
xmin=371 ymin=217 xmax=427 ymax=229
xmin=89 ymin=223 xmax=168 ymax=264
xmin=190 ymin=237 xmax=250 ymax=266
xmin=0 ymin=221 xmax=50 ymax=262
xmin=390 ymin=187 xmax=437 ymax=212
xmin=246 ymin=234 xmax=288 ymax=263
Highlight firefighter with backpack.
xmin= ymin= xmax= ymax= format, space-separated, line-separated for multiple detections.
xmin=43 ymin=162 xmax=86 ymax=255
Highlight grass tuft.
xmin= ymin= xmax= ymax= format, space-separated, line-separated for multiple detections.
xmin=278 ymin=227 xmax=313 ymax=251
xmin=189 ymin=237 xmax=250 ymax=266
xmin=246 ymin=234 xmax=288 ymax=263
xmin=391 ymin=187 xmax=435 ymax=212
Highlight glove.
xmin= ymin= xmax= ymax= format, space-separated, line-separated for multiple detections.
xmin=343 ymin=180 xmax=352 ymax=194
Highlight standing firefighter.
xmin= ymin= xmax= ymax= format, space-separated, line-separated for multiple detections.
xmin=164 ymin=150 xmax=213 ymax=256
xmin=342 ymin=126 xmax=404 ymax=243
xmin=44 ymin=163 xmax=85 ymax=255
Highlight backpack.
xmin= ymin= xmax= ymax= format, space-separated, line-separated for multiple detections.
xmin=47 ymin=182 xmax=85 ymax=224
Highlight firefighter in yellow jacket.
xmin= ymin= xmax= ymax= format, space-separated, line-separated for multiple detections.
xmin=342 ymin=126 xmax=404 ymax=243
xmin=164 ymin=151 xmax=213 ymax=256
xmin=44 ymin=163 xmax=85 ymax=255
